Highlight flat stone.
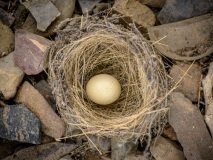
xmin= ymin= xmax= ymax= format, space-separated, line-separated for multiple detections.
xmin=0 ymin=8 xmax=15 ymax=27
xmin=14 ymin=29 xmax=52 ymax=75
xmin=15 ymin=81 xmax=65 ymax=139
xmin=78 ymin=0 xmax=102 ymax=14
xmin=21 ymin=0 xmax=60 ymax=31
xmin=0 ymin=104 xmax=41 ymax=144
xmin=150 ymin=136 xmax=185 ymax=160
xmin=148 ymin=13 xmax=213 ymax=61
xmin=169 ymin=63 xmax=201 ymax=102
xmin=3 ymin=142 xmax=78 ymax=160
xmin=111 ymin=137 xmax=138 ymax=160
xmin=0 ymin=53 xmax=24 ymax=100
xmin=139 ymin=0 xmax=166 ymax=8
xmin=158 ymin=0 xmax=213 ymax=24
xmin=113 ymin=0 xmax=156 ymax=28
xmin=23 ymin=0 xmax=76 ymax=37
xmin=169 ymin=92 xmax=213 ymax=160
xmin=0 ymin=21 xmax=14 ymax=57
xmin=202 ymin=62 xmax=213 ymax=137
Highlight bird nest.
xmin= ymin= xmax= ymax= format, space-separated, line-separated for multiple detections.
xmin=48 ymin=15 xmax=168 ymax=141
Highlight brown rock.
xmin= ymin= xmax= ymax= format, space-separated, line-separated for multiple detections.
xmin=139 ymin=0 xmax=166 ymax=8
xmin=15 ymin=81 xmax=65 ymax=139
xmin=3 ymin=142 xmax=78 ymax=160
xmin=113 ymin=0 xmax=156 ymax=28
xmin=162 ymin=125 xmax=177 ymax=141
xmin=150 ymin=136 xmax=185 ymax=160
xmin=0 ymin=53 xmax=24 ymax=100
xmin=169 ymin=92 xmax=213 ymax=160
xmin=14 ymin=29 xmax=52 ymax=75
xmin=0 ymin=21 xmax=14 ymax=57
xmin=169 ymin=63 xmax=201 ymax=102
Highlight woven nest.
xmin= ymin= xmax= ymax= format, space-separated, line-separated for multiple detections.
xmin=48 ymin=15 xmax=168 ymax=140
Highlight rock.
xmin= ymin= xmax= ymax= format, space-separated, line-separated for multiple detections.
xmin=158 ymin=0 xmax=213 ymax=24
xmin=150 ymin=136 xmax=185 ymax=160
xmin=15 ymin=81 xmax=65 ymax=139
xmin=14 ymin=29 xmax=52 ymax=75
xmin=22 ymin=0 xmax=76 ymax=37
xmin=139 ymin=0 xmax=166 ymax=8
xmin=0 ymin=140 xmax=20 ymax=159
xmin=202 ymin=62 xmax=213 ymax=136
xmin=148 ymin=13 xmax=213 ymax=61
xmin=162 ymin=125 xmax=177 ymax=141
xmin=78 ymin=0 xmax=102 ymax=14
xmin=169 ymin=92 xmax=213 ymax=160
xmin=0 ymin=104 xmax=41 ymax=144
xmin=0 ymin=21 xmax=14 ymax=57
xmin=35 ymin=80 xmax=56 ymax=111
xmin=111 ymin=137 xmax=138 ymax=160
xmin=93 ymin=3 xmax=111 ymax=14
xmin=13 ymin=4 xmax=29 ymax=29
xmin=0 ymin=1 xmax=7 ymax=8
xmin=169 ymin=63 xmax=201 ymax=102
xmin=84 ymin=150 xmax=107 ymax=160
xmin=0 ymin=8 xmax=15 ymax=27
xmin=21 ymin=0 xmax=60 ymax=31
xmin=3 ymin=142 xmax=78 ymax=160
xmin=0 ymin=53 xmax=24 ymax=100
xmin=113 ymin=0 xmax=156 ymax=28
xmin=89 ymin=135 xmax=111 ymax=153
xmin=124 ymin=154 xmax=149 ymax=160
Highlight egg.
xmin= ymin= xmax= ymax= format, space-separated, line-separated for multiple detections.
xmin=86 ymin=74 xmax=121 ymax=105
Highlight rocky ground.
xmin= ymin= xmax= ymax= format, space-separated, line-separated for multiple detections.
xmin=0 ymin=0 xmax=213 ymax=160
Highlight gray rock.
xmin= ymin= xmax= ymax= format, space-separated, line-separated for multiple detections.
xmin=169 ymin=92 xmax=213 ymax=160
xmin=0 ymin=21 xmax=14 ymax=57
xmin=202 ymin=62 xmax=213 ymax=136
xmin=14 ymin=29 xmax=52 ymax=75
xmin=111 ymin=138 xmax=138 ymax=160
xmin=0 ymin=104 xmax=41 ymax=144
xmin=148 ymin=13 xmax=213 ymax=61
xmin=23 ymin=0 xmax=76 ymax=37
xmin=21 ymin=0 xmax=60 ymax=31
xmin=0 ymin=8 xmax=15 ymax=27
xmin=0 ymin=52 xmax=24 ymax=100
xmin=158 ymin=0 xmax=213 ymax=24
xmin=3 ymin=142 xmax=78 ymax=160
xmin=15 ymin=81 xmax=65 ymax=139
xmin=78 ymin=0 xmax=102 ymax=14
xmin=150 ymin=136 xmax=185 ymax=160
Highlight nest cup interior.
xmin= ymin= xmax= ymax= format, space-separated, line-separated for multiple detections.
xmin=48 ymin=16 xmax=168 ymax=138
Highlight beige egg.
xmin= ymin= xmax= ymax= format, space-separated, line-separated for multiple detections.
xmin=86 ymin=74 xmax=121 ymax=105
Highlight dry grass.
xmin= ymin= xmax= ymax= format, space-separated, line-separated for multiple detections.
xmin=48 ymin=15 xmax=168 ymax=142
